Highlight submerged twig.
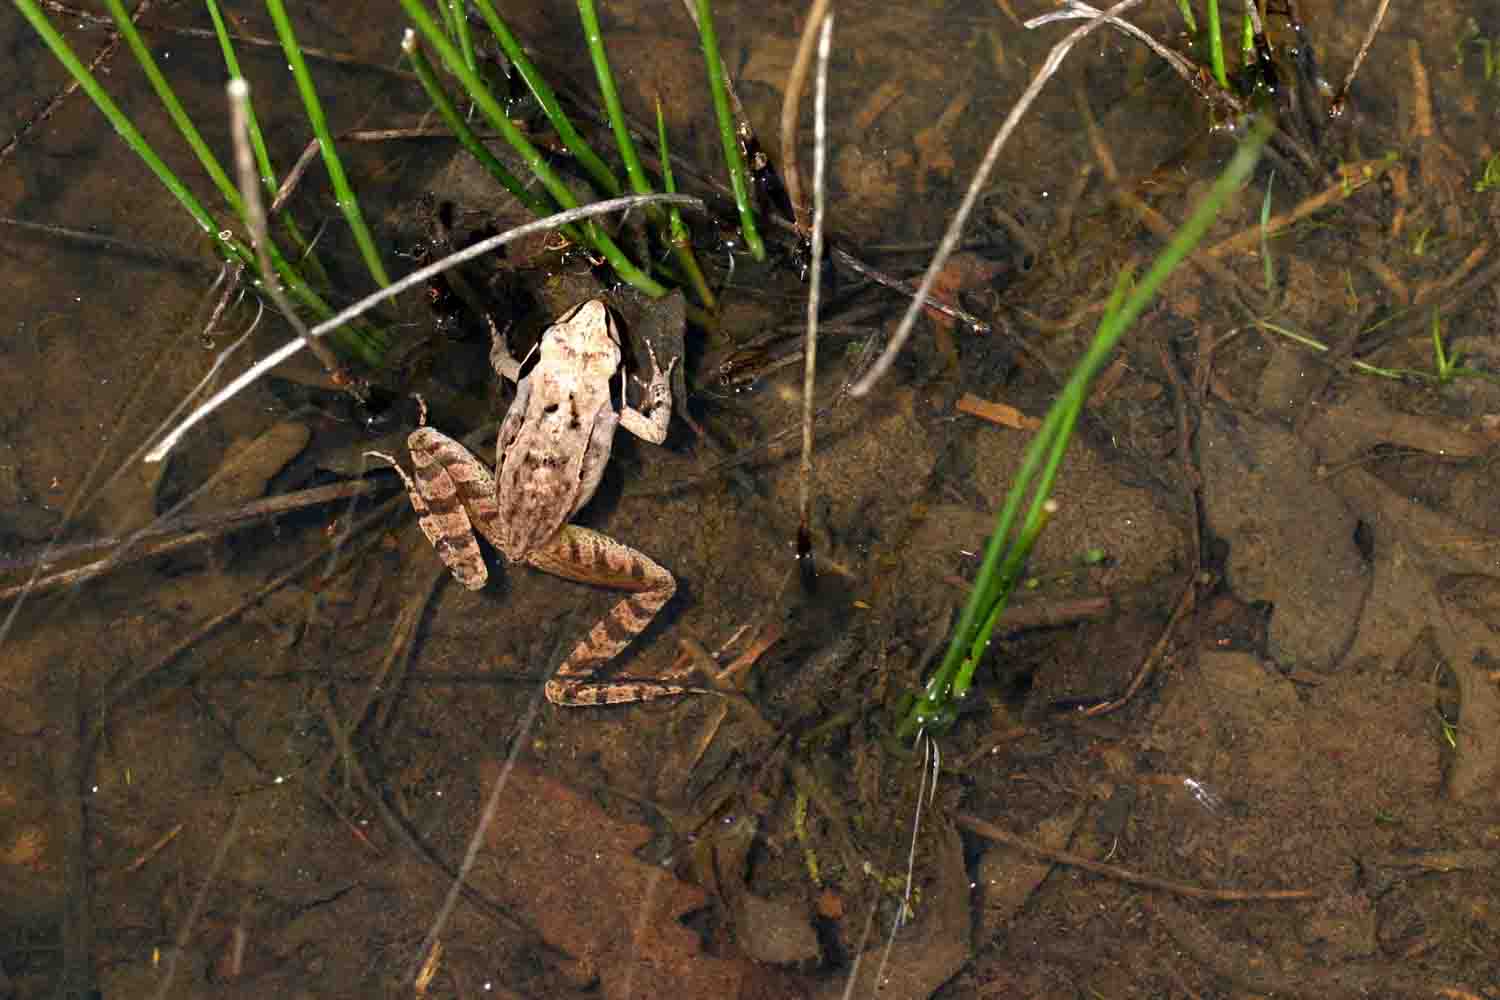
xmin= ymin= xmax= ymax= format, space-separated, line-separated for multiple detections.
xmin=1 ymin=0 xmax=148 ymax=163
xmin=92 ymin=496 xmax=400 ymax=731
xmin=145 ymin=193 xmax=704 ymax=464
xmin=0 ymin=479 xmax=387 ymax=602
xmin=851 ymin=0 xmax=1147 ymax=396
xmin=1331 ymin=0 xmax=1392 ymax=115
xmin=1207 ymin=156 xmax=1393 ymax=258
xmin=955 ymin=813 xmax=1321 ymax=900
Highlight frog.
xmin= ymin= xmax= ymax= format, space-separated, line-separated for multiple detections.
xmin=371 ymin=298 xmax=688 ymax=706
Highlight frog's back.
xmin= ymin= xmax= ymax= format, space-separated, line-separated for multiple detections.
xmin=493 ymin=375 xmax=612 ymax=560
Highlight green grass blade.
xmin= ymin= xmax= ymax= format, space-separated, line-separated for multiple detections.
xmin=445 ymin=0 xmax=478 ymax=73
xmin=399 ymin=0 xmax=666 ymax=297
xmin=102 ymin=0 xmax=242 ymax=216
xmin=204 ymin=0 xmax=274 ymax=197
xmin=656 ymin=99 xmax=715 ymax=310
xmin=691 ymin=0 xmax=765 ymax=261
xmin=204 ymin=0 xmax=330 ymax=287
xmin=1175 ymin=0 xmax=1197 ymax=33
xmin=577 ymin=0 xmax=651 ymax=197
xmin=15 ymin=0 xmax=240 ymax=255
xmin=1260 ymin=169 xmax=1275 ymax=291
xmin=467 ymin=0 xmax=621 ymax=197
xmin=1205 ymin=0 xmax=1229 ymax=89
xmin=897 ymin=119 xmax=1271 ymax=743
xmin=401 ymin=31 xmax=571 ymax=230
xmin=262 ymin=0 xmax=390 ymax=288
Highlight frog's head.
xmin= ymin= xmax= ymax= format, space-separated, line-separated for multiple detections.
xmin=542 ymin=298 xmax=621 ymax=369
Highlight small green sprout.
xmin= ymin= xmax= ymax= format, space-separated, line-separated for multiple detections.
xmin=1475 ymin=151 xmax=1500 ymax=193
xmin=1436 ymin=708 xmax=1458 ymax=749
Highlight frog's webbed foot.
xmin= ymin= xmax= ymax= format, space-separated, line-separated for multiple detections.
xmin=526 ymin=524 xmax=688 ymax=706
xmin=487 ymin=313 xmax=524 ymax=384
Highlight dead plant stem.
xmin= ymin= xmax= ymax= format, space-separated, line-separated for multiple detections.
xmin=1333 ymin=0 xmax=1392 ymax=113
xmin=955 ymin=812 xmax=1321 ymax=900
xmin=145 ymin=192 xmax=704 ymax=463
xmin=796 ymin=13 xmax=833 ymax=572
xmin=228 ymin=79 xmax=349 ymax=387
xmin=1207 ymin=157 xmax=1394 ymax=258
xmin=779 ymin=0 xmax=832 ymax=232
xmin=1 ymin=0 xmax=154 ymax=163
xmin=851 ymin=0 xmax=1147 ymax=396
xmin=0 ymin=478 xmax=386 ymax=601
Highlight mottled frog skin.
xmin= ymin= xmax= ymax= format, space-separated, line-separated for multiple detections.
xmin=376 ymin=299 xmax=686 ymax=705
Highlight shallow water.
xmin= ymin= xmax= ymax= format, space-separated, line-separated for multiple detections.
xmin=3 ymin=1 xmax=1499 ymax=996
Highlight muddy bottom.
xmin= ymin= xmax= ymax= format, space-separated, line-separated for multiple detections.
xmin=2 ymin=0 xmax=1500 ymax=997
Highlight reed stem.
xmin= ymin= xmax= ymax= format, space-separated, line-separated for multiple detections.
xmin=398 ymin=0 xmax=667 ymax=297
xmin=691 ymin=0 xmax=766 ymax=260
xmin=467 ymin=0 xmax=621 ymax=197
xmin=263 ymin=0 xmax=390 ymax=288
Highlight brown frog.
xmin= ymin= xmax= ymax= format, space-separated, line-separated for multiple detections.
xmin=373 ymin=299 xmax=686 ymax=705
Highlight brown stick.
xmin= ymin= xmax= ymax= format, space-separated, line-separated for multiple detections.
xmin=0 ymin=479 xmax=388 ymax=601
xmin=1207 ymin=157 xmax=1394 ymax=259
xmin=955 ymin=812 xmax=1321 ymax=901
xmin=91 ymin=495 xmax=401 ymax=727
xmin=1081 ymin=576 xmax=1195 ymax=717
xmin=2 ymin=0 xmax=155 ymax=164
xmin=778 ymin=0 xmax=832 ymax=233
xmin=1330 ymin=0 xmax=1392 ymax=115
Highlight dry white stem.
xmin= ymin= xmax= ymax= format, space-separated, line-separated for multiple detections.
xmin=780 ymin=0 xmax=833 ymax=231
xmin=797 ymin=13 xmax=833 ymax=540
xmin=145 ymin=193 xmax=704 ymax=463
xmin=227 ymin=78 xmax=342 ymax=379
xmin=849 ymin=0 xmax=1147 ymax=397
xmin=1033 ymin=0 xmax=1203 ymax=90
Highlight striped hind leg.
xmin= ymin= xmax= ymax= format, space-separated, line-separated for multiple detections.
xmin=372 ymin=426 xmax=496 ymax=590
xmin=524 ymin=524 xmax=685 ymax=706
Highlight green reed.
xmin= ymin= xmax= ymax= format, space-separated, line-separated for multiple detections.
xmin=897 ymin=119 xmax=1271 ymax=744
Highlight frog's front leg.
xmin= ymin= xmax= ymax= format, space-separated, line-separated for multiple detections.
xmin=618 ymin=343 xmax=678 ymax=445
xmin=379 ymin=427 xmax=499 ymax=590
xmin=524 ymin=524 xmax=685 ymax=705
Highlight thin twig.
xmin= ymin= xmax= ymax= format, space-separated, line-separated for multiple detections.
xmin=152 ymin=805 xmax=243 ymax=1000
xmin=315 ymin=561 xmax=446 ymax=786
xmin=92 ymin=496 xmax=401 ymax=729
xmin=779 ymin=0 xmax=832 ymax=233
xmin=0 ymin=479 xmax=387 ymax=601
xmin=144 ymin=193 xmax=704 ymax=464
xmin=0 ymin=215 xmax=213 ymax=274
xmin=1081 ymin=576 xmax=1195 ymax=717
xmin=830 ymin=247 xmax=990 ymax=334
xmin=1 ymin=0 xmax=153 ymax=163
xmin=955 ymin=812 xmax=1321 ymax=900
xmin=796 ymin=13 xmax=833 ymax=578
xmin=41 ymin=0 xmax=413 ymax=76
xmin=1331 ymin=0 xmax=1392 ymax=115
xmin=1033 ymin=0 xmax=1220 ymax=105
xmin=851 ymin=0 xmax=1147 ymax=396
xmin=1206 ymin=156 xmax=1394 ymax=258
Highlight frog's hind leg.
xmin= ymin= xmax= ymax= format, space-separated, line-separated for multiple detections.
xmin=377 ymin=428 xmax=495 ymax=590
xmin=525 ymin=524 xmax=685 ymax=706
